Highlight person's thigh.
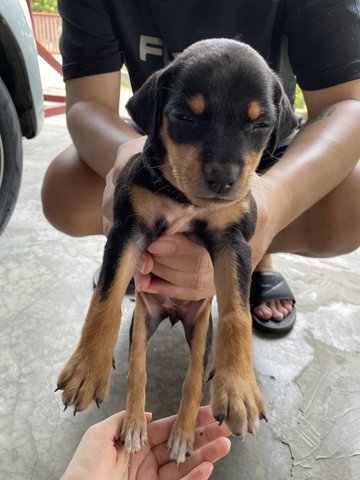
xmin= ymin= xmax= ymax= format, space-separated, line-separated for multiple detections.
xmin=270 ymin=161 xmax=360 ymax=257
xmin=41 ymin=145 xmax=105 ymax=236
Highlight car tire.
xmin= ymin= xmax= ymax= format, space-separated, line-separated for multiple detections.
xmin=0 ymin=76 xmax=23 ymax=235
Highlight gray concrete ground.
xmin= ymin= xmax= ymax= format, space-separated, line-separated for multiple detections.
xmin=1 ymin=117 xmax=360 ymax=480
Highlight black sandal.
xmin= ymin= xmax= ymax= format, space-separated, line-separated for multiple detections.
xmin=250 ymin=271 xmax=296 ymax=335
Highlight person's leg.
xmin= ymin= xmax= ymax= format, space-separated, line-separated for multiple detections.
xmin=270 ymin=161 xmax=360 ymax=257
xmin=41 ymin=145 xmax=105 ymax=236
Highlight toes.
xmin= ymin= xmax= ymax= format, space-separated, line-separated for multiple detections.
xmin=253 ymin=303 xmax=272 ymax=319
xmin=121 ymin=415 xmax=148 ymax=454
xmin=211 ymin=371 xmax=266 ymax=440
xmin=56 ymin=354 xmax=112 ymax=413
xmin=254 ymin=300 xmax=294 ymax=322
xmin=168 ymin=422 xmax=195 ymax=464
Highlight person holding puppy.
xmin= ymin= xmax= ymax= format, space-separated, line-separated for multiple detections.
xmin=42 ymin=0 xmax=360 ymax=334
xmin=44 ymin=0 xmax=360 ymax=476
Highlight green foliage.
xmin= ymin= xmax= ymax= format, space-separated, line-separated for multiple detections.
xmin=294 ymin=84 xmax=305 ymax=111
xmin=32 ymin=0 xmax=58 ymax=13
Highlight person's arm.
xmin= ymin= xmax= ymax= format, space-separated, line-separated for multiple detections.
xmin=65 ymin=71 xmax=146 ymax=179
xmin=249 ymin=79 xmax=360 ymax=263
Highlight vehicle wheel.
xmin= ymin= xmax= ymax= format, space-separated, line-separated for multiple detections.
xmin=0 ymin=76 xmax=22 ymax=235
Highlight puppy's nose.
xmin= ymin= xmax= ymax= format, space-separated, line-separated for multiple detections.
xmin=203 ymin=163 xmax=240 ymax=194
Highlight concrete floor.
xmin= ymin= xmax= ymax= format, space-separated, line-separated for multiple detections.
xmin=1 ymin=122 xmax=359 ymax=480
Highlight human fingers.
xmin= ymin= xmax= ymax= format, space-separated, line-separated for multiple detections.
xmin=151 ymin=418 xmax=231 ymax=467
xmin=147 ymin=234 xmax=206 ymax=256
xmin=136 ymin=235 xmax=215 ymax=299
xmin=103 ymin=168 xmax=116 ymax=236
xmin=145 ymin=406 xmax=215 ymax=449
xmin=157 ymin=437 xmax=231 ymax=480
xmin=92 ymin=410 xmax=152 ymax=442
xmin=179 ymin=461 xmax=213 ymax=480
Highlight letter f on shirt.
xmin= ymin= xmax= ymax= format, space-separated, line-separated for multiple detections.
xmin=140 ymin=35 xmax=164 ymax=61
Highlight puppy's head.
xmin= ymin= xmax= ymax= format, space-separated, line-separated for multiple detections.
xmin=126 ymin=38 xmax=297 ymax=206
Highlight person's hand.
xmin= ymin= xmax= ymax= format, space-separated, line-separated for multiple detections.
xmin=135 ymin=234 xmax=215 ymax=300
xmin=60 ymin=406 xmax=231 ymax=480
xmin=103 ymin=136 xmax=147 ymax=235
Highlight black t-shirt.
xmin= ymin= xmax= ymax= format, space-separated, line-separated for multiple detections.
xmin=58 ymin=0 xmax=360 ymax=104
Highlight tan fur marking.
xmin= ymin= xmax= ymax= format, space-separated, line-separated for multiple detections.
xmin=160 ymin=117 xmax=203 ymax=202
xmin=213 ymin=248 xmax=252 ymax=372
xmin=187 ymin=94 xmax=206 ymax=115
xmin=125 ymin=292 xmax=148 ymax=407
xmin=131 ymin=186 xmax=168 ymax=230
xmin=248 ymin=101 xmax=264 ymax=121
xmin=200 ymin=200 xmax=250 ymax=230
xmin=168 ymin=299 xmax=211 ymax=460
xmin=57 ymin=242 xmax=141 ymax=411
xmin=86 ymin=243 xmax=140 ymax=331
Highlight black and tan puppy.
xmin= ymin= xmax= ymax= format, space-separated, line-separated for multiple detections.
xmin=57 ymin=39 xmax=297 ymax=464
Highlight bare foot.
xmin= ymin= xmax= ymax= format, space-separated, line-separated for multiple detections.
xmin=253 ymin=254 xmax=294 ymax=321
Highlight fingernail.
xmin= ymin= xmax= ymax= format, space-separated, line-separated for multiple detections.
xmin=150 ymin=239 xmax=176 ymax=254
xmin=138 ymin=254 xmax=147 ymax=274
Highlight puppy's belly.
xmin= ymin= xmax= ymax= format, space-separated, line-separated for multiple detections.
xmin=138 ymin=291 xmax=208 ymax=328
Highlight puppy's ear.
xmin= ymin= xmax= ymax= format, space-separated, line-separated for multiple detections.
xmin=267 ymin=76 xmax=298 ymax=153
xmin=126 ymin=68 xmax=170 ymax=139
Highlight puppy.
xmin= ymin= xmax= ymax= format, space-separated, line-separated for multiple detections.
xmin=56 ymin=38 xmax=297 ymax=464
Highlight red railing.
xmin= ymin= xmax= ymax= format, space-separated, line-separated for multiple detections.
xmin=32 ymin=12 xmax=61 ymax=54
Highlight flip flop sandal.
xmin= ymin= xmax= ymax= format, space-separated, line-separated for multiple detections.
xmin=250 ymin=271 xmax=296 ymax=335
xmin=92 ymin=266 xmax=135 ymax=294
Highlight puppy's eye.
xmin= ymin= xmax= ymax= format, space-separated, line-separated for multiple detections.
xmin=170 ymin=112 xmax=195 ymax=124
xmin=252 ymin=122 xmax=270 ymax=130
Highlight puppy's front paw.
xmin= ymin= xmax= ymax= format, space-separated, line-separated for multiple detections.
xmin=56 ymin=349 xmax=113 ymax=413
xmin=167 ymin=418 xmax=195 ymax=464
xmin=121 ymin=413 xmax=148 ymax=453
xmin=210 ymin=369 xmax=266 ymax=438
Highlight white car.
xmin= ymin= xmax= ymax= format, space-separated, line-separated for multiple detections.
xmin=0 ymin=0 xmax=44 ymax=234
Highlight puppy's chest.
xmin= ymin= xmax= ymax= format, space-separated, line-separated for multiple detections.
xmin=160 ymin=201 xmax=201 ymax=234
xmin=131 ymin=186 xmax=204 ymax=234
xmin=131 ymin=186 xmax=248 ymax=235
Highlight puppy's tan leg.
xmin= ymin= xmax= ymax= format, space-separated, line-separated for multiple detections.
xmin=57 ymin=242 xmax=140 ymax=413
xmin=211 ymin=246 xmax=266 ymax=438
xmin=168 ymin=299 xmax=211 ymax=464
xmin=121 ymin=292 xmax=149 ymax=453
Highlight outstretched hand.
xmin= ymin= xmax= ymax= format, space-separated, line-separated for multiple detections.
xmin=61 ymin=406 xmax=231 ymax=480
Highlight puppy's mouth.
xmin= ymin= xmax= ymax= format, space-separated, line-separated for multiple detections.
xmin=194 ymin=193 xmax=235 ymax=204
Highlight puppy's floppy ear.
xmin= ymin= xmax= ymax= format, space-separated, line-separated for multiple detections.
xmin=126 ymin=68 xmax=170 ymax=140
xmin=267 ymin=75 xmax=298 ymax=153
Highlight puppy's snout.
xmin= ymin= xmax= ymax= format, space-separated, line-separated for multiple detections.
xmin=203 ymin=163 xmax=240 ymax=194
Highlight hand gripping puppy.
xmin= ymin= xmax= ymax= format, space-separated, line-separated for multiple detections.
xmin=56 ymin=39 xmax=297 ymax=464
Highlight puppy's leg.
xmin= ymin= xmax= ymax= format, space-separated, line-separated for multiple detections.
xmin=210 ymin=242 xmax=266 ymax=438
xmin=168 ymin=299 xmax=212 ymax=464
xmin=120 ymin=292 xmax=162 ymax=452
xmin=57 ymin=227 xmax=142 ymax=413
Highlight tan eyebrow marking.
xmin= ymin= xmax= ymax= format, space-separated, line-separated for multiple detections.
xmin=247 ymin=101 xmax=264 ymax=121
xmin=187 ymin=94 xmax=206 ymax=115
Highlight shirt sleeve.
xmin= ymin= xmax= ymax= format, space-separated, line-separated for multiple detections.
xmin=284 ymin=0 xmax=360 ymax=90
xmin=58 ymin=0 xmax=124 ymax=81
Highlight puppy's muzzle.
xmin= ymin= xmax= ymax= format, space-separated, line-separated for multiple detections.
xmin=202 ymin=163 xmax=240 ymax=195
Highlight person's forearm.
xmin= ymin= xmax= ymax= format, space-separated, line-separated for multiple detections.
xmin=262 ymin=99 xmax=360 ymax=235
xmin=67 ymin=100 xmax=143 ymax=178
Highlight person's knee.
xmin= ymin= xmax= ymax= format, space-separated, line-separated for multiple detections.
xmin=41 ymin=148 xmax=104 ymax=237
xmin=41 ymin=153 xmax=79 ymax=236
